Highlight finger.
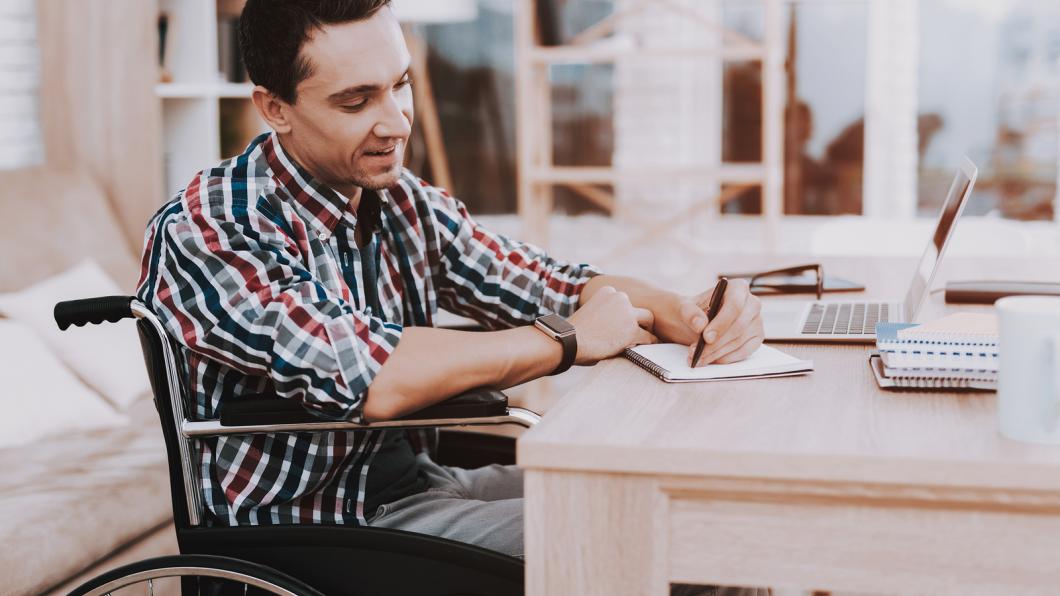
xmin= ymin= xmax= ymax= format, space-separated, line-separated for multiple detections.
xmin=700 ymin=316 xmax=758 ymax=366
xmin=714 ymin=323 xmax=764 ymax=364
xmin=634 ymin=307 xmax=655 ymax=330
xmin=705 ymin=322 xmax=765 ymax=366
xmin=713 ymin=295 xmax=761 ymax=353
xmin=714 ymin=333 xmax=763 ymax=364
xmin=687 ymin=340 xmax=709 ymax=367
xmin=631 ymin=327 xmax=658 ymax=347
xmin=698 ymin=298 xmax=761 ymax=365
xmin=679 ymin=299 xmax=708 ymax=333
xmin=701 ymin=284 xmax=750 ymax=346
xmin=594 ymin=285 xmax=616 ymax=300
xmin=694 ymin=289 xmax=713 ymax=310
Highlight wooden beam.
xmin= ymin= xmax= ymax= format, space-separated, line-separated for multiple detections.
xmin=406 ymin=28 xmax=454 ymax=192
xmin=597 ymin=184 xmax=755 ymax=266
xmin=532 ymin=165 xmax=765 ymax=185
xmin=529 ymin=44 xmax=764 ymax=65
xmin=568 ymin=0 xmax=649 ymax=47
xmin=563 ymin=183 xmax=616 ymax=213
xmin=653 ymin=0 xmax=762 ymax=49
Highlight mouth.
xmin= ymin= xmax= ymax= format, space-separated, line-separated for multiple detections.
xmin=364 ymin=144 xmax=399 ymax=158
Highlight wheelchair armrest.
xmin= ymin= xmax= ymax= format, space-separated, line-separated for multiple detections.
xmin=400 ymin=388 xmax=508 ymax=420
xmin=219 ymin=388 xmax=509 ymax=427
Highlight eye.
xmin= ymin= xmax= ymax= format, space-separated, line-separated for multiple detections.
xmin=395 ymin=76 xmax=412 ymax=89
xmin=341 ymin=99 xmax=368 ymax=112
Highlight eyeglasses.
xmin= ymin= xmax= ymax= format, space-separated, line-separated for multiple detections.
xmin=720 ymin=263 xmax=824 ymax=300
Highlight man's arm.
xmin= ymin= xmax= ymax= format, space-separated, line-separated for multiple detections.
xmin=581 ymin=274 xmax=764 ymax=367
xmin=416 ymin=180 xmax=601 ymax=330
xmin=364 ymin=285 xmax=655 ymax=421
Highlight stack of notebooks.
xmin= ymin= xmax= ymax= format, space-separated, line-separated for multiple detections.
xmin=872 ymin=313 xmax=998 ymax=391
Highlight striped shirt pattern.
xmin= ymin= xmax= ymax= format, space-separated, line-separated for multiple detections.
xmin=136 ymin=132 xmax=599 ymax=526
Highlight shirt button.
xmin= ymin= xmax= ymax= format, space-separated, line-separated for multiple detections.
xmin=318 ymin=232 xmax=327 ymax=242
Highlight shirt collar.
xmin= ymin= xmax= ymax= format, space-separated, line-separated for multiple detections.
xmin=261 ymin=132 xmax=389 ymax=240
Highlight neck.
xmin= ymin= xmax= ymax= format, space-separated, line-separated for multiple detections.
xmin=276 ymin=132 xmax=363 ymax=211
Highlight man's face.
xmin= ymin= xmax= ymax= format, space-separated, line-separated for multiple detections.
xmin=280 ymin=8 xmax=413 ymax=194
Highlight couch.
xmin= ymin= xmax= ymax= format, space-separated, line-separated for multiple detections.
xmin=0 ymin=166 xmax=176 ymax=595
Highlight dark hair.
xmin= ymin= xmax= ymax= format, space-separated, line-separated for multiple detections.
xmin=239 ymin=0 xmax=392 ymax=104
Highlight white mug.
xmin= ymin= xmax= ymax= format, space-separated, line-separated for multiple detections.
xmin=997 ymin=296 xmax=1060 ymax=444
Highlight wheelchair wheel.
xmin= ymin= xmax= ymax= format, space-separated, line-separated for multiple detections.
xmin=68 ymin=554 xmax=325 ymax=596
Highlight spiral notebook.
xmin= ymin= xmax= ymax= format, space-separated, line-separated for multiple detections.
xmin=869 ymin=354 xmax=996 ymax=391
xmin=623 ymin=344 xmax=813 ymax=383
xmin=876 ymin=321 xmax=998 ymax=358
xmin=872 ymin=313 xmax=999 ymax=392
xmin=891 ymin=313 xmax=998 ymax=347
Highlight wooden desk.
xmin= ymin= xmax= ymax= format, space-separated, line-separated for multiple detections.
xmin=518 ymin=256 xmax=1060 ymax=596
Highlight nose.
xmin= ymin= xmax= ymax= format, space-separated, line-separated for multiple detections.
xmin=373 ymin=90 xmax=413 ymax=140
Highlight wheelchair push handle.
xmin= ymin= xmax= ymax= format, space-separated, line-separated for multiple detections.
xmin=54 ymin=295 xmax=135 ymax=330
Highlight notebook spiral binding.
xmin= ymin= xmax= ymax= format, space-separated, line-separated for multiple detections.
xmin=624 ymin=347 xmax=667 ymax=380
xmin=884 ymin=335 xmax=997 ymax=347
xmin=886 ymin=374 xmax=994 ymax=387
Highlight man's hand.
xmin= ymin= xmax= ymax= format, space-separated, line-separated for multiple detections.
xmin=568 ymin=286 xmax=657 ymax=365
xmin=681 ymin=279 xmax=764 ymax=366
xmin=650 ymin=279 xmax=764 ymax=367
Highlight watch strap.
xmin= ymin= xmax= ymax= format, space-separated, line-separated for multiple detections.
xmin=535 ymin=314 xmax=577 ymax=376
xmin=551 ymin=330 xmax=577 ymax=376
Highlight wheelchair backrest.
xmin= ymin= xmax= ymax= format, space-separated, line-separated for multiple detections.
xmin=136 ymin=316 xmax=207 ymax=532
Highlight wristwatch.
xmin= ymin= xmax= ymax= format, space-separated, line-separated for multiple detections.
xmin=534 ymin=313 xmax=577 ymax=376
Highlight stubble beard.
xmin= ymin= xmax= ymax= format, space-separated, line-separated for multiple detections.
xmin=350 ymin=147 xmax=405 ymax=191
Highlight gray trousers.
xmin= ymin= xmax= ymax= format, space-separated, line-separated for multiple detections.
xmin=368 ymin=454 xmax=769 ymax=596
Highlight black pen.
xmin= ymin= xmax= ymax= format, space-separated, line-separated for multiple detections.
xmin=691 ymin=277 xmax=728 ymax=367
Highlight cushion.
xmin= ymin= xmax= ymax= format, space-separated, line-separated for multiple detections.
xmin=0 ymin=166 xmax=139 ymax=293
xmin=0 ymin=398 xmax=170 ymax=596
xmin=0 ymin=319 xmax=128 ymax=449
xmin=0 ymin=260 xmax=150 ymax=410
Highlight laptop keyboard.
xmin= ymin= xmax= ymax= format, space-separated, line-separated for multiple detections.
xmin=802 ymin=302 xmax=891 ymax=335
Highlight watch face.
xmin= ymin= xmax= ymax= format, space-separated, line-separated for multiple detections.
xmin=537 ymin=313 xmax=575 ymax=336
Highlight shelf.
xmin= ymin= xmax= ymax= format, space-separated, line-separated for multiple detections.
xmin=529 ymin=43 xmax=764 ymax=65
xmin=529 ymin=164 xmax=766 ymax=185
xmin=156 ymin=82 xmax=253 ymax=98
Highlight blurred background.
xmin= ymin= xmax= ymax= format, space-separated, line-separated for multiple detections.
xmin=3 ymin=3 xmax=1058 ymax=591
xmin=3 ymin=0 xmax=1059 ymax=275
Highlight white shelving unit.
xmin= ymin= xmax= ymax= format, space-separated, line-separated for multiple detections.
xmin=514 ymin=0 xmax=785 ymax=251
xmin=157 ymin=0 xmax=267 ymax=198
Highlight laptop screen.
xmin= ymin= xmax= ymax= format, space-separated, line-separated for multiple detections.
xmin=902 ymin=157 xmax=978 ymax=321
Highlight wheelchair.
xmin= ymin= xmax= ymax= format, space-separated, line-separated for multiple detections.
xmin=55 ymin=296 xmax=539 ymax=596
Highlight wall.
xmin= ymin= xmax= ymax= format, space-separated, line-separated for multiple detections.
xmin=36 ymin=0 xmax=163 ymax=253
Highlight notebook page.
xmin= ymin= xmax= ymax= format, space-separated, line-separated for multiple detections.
xmin=897 ymin=312 xmax=998 ymax=342
xmin=626 ymin=344 xmax=812 ymax=381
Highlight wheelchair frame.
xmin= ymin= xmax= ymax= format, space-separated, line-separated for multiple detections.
xmin=56 ymin=296 xmax=540 ymax=595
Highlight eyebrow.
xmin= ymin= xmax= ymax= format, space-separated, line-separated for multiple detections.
xmin=327 ymin=68 xmax=411 ymax=104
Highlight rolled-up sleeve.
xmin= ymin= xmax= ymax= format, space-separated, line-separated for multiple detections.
xmin=140 ymin=203 xmax=400 ymax=422
xmin=426 ymin=186 xmax=601 ymax=329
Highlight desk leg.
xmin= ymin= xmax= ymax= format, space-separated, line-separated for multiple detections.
xmin=525 ymin=470 xmax=669 ymax=596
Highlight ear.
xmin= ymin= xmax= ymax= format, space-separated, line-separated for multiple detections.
xmin=251 ymin=85 xmax=293 ymax=134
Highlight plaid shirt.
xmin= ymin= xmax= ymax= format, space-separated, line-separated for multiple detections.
xmin=136 ymin=132 xmax=599 ymax=526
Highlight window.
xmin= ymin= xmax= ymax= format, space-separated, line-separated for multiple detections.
xmin=919 ymin=0 xmax=1059 ymax=221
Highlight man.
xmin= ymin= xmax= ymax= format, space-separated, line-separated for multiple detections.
xmin=137 ymin=0 xmax=763 ymax=573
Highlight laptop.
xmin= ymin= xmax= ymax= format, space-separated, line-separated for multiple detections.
xmin=762 ymin=157 xmax=978 ymax=343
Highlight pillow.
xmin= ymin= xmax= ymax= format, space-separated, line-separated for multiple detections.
xmin=0 ymin=260 xmax=150 ymax=410
xmin=0 ymin=320 xmax=128 ymax=449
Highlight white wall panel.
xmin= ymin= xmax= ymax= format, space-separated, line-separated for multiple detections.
xmin=613 ymin=0 xmax=723 ymax=216
xmin=0 ymin=0 xmax=42 ymax=170
xmin=863 ymin=0 xmax=919 ymax=218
